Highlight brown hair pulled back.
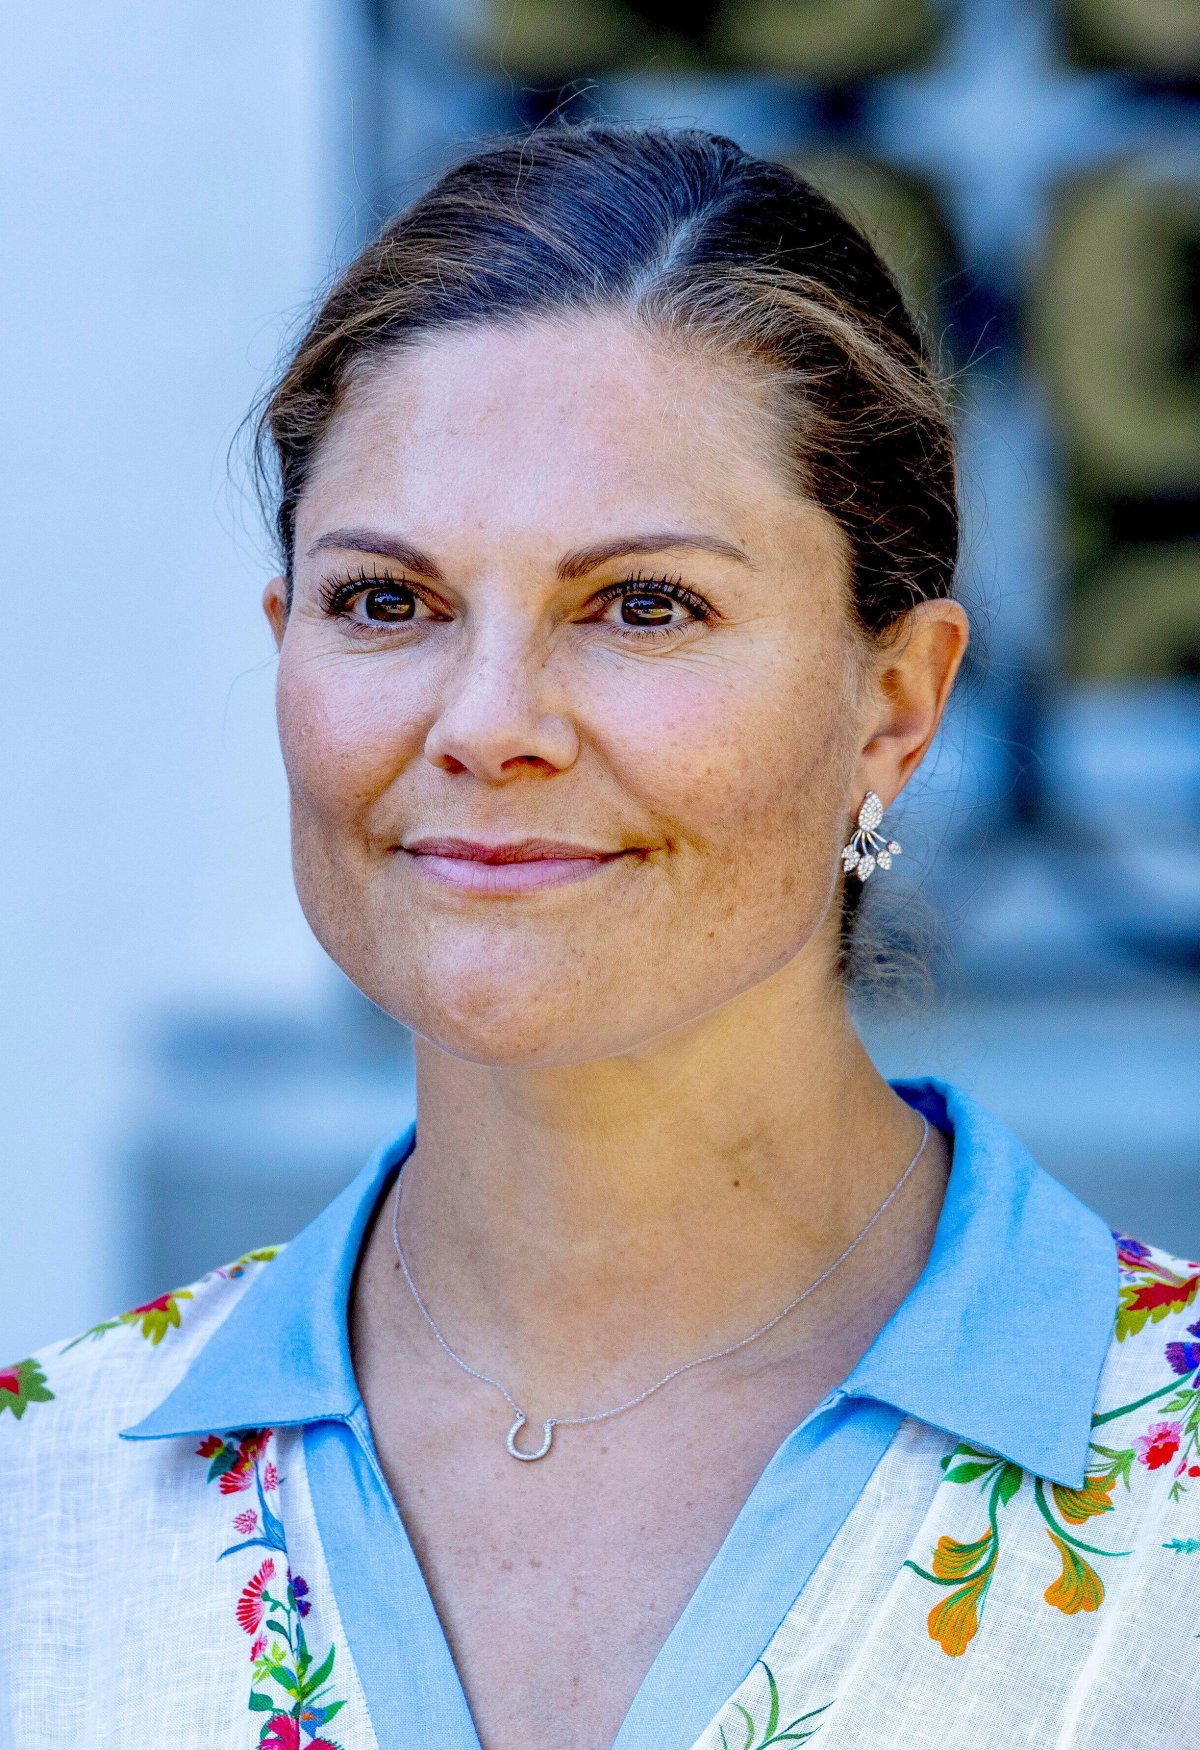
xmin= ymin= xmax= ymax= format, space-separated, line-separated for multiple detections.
xmin=250 ymin=118 xmax=961 ymax=986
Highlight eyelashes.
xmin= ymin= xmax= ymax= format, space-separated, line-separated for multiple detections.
xmin=315 ymin=565 xmax=717 ymax=641
xmin=316 ymin=568 xmax=426 ymax=622
xmin=585 ymin=570 xmax=713 ymax=629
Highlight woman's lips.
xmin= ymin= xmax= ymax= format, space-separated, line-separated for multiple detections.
xmin=399 ymin=837 xmax=630 ymax=894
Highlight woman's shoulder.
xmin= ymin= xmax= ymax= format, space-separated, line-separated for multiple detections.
xmin=0 ymin=1243 xmax=284 ymax=1463
xmin=1092 ymin=1230 xmax=1200 ymax=1471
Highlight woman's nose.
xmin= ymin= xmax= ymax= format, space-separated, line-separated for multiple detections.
xmin=422 ymin=631 xmax=579 ymax=781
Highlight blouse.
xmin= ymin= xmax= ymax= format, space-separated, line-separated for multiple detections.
xmin=2 ymin=1075 xmax=1199 ymax=1748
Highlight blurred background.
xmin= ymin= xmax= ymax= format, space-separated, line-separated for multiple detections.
xmin=3 ymin=0 xmax=1198 ymax=1361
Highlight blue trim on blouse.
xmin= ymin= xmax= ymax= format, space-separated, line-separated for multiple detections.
xmin=304 ymin=1413 xmax=483 ymax=1749
xmin=302 ymin=1391 xmax=904 ymax=1750
xmin=122 ymin=1076 xmax=1119 ymax=1750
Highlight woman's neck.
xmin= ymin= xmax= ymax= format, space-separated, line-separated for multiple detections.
xmin=378 ymin=949 xmax=945 ymax=1413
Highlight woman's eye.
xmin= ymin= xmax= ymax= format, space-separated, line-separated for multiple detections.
xmin=318 ymin=573 xmax=435 ymax=627
xmin=354 ymin=584 xmax=417 ymax=622
xmin=617 ymin=591 xmax=680 ymax=627
xmin=589 ymin=576 xmax=710 ymax=635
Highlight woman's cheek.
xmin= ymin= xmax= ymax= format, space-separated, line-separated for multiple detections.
xmin=276 ymin=650 xmax=424 ymax=824
xmin=603 ymin=653 xmax=833 ymax=839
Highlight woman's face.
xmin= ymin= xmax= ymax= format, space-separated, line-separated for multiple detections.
xmin=265 ymin=313 xmax=894 ymax=1067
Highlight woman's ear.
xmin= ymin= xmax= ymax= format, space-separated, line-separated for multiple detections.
xmin=263 ymin=575 xmax=289 ymax=651
xmin=854 ymin=598 xmax=970 ymax=807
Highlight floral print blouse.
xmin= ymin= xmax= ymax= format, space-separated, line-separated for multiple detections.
xmin=2 ymin=1076 xmax=1198 ymax=1748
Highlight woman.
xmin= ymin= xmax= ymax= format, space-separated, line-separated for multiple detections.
xmin=3 ymin=121 xmax=1197 ymax=1748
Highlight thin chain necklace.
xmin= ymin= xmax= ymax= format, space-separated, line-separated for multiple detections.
xmin=390 ymin=1113 xmax=930 ymax=1462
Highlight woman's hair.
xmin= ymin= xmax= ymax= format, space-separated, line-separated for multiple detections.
xmin=249 ymin=119 xmax=961 ymax=989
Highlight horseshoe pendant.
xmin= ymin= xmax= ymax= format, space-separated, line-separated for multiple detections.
xmin=505 ymin=1413 xmax=555 ymax=1461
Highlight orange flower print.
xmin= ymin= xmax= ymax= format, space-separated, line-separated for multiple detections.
xmin=909 ymin=1452 xmax=1129 ymax=1657
xmin=1043 ymin=1534 xmax=1103 ymax=1615
xmin=925 ymin=1531 xmax=999 ymax=1656
xmin=928 ymin=1574 xmax=991 ymax=1657
xmin=1050 ymin=1471 xmax=1116 ymax=1525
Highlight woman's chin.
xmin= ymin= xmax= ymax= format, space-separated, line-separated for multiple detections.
xmin=356 ymin=951 xmax=627 ymax=1069
xmin=406 ymin=994 xmax=613 ymax=1070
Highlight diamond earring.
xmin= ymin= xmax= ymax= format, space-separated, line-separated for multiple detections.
xmin=841 ymin=791 xmax=901 ymax=881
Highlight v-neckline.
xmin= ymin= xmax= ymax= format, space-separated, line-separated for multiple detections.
xmin=303 ymin=1385 xmax=900 ymax=1750
xmin=117 ymin=1078 xmax=1123 ymax=1744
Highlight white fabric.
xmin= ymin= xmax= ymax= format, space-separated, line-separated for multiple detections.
xmin=3 ymin=1235 xmax=1200 ymax=1746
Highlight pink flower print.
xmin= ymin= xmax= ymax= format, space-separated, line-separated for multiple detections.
xmin=250 ymin=1635 xmax=266 ymax=1661
xmin=237 ymin=1558 xmax=275 ymax=1635
xmin=261 ymin=1717 xmax=338 ymax=1750
xmin=1134 ymin=1419 xmax=1183 ymax=1470
xmin=1114 ymin=1233 xmax=1152 ymax=1271
xmin=262 ymin=1461 xmax=278 ymax=1492
xmin=233 ymin=1509 xmax=258 ymax=1535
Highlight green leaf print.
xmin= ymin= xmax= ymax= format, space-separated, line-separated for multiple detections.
xmin=0 ymin=1357 xmax=54 ymax=1420
xmin=716 ymin=1663 xmax=830 ymax=1746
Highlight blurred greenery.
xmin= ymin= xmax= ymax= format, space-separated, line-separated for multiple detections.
xmin=459 ymin=0 xmax=943 ymax=78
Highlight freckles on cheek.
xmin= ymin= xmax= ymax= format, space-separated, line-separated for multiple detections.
xmin=617 ymin=662 xmax=838 ymax=834
xmin=276 ymin=659 xmax=421 ymax=819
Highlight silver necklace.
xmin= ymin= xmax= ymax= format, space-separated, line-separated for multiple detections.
xmin=390 ymin=1113 xmax=930 ymax=1462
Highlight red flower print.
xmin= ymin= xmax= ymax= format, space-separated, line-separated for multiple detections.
xmin=195 ymin=1434 xmax=225 ymax=1459
xmin=1127 ymin=1274 xmax=1200 ymax=1317
xmin=1134 ymin=1419 xmax=1182 ymax=1470
xmin=233 ymin=1509 xmax=258 ymax=1535
xmin=237 ymin=1558 xmax=275 ymax=1635
xmin=0 ymin=1368 xmax=20 ymax=1397
xmin=250 ymin=1634 xmax=266 ymax=1661
xmin=263 ymin=1461 xmax=278 ymax=1492
xmin=261 ymin=1719 xmax=338 ymax=1750
xmin=219 ymin=1432 xmax=268 ymax=1494
xmin=130 ymin=1292 xmax=173 ymax=1316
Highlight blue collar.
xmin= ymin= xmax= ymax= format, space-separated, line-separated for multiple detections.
xmin=122 ymin=1077 xmax=1116 ymax=1488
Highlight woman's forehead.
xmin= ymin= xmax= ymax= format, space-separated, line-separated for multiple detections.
xmin=300 ymin=315 xmax=804 ymax=556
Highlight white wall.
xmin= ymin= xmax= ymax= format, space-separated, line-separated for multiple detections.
xmin=0 ymin=1 xmax=367 ymax=1358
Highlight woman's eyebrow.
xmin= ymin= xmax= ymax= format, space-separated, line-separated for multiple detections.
xmin=555 ymin=531 xmax=751 ymax=579
xmin=303 ymin=527 xmax=750 ymax=581
xmin=305 ymin=528 xmax=444 ymax=580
